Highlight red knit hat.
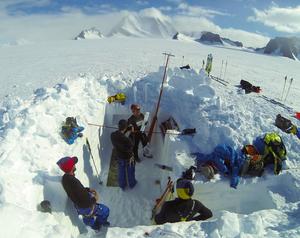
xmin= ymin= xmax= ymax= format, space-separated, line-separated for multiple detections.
xmin=57 ymin=156 xmax=78 ymax=173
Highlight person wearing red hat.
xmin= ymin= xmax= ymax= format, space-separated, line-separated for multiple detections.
xmin=154 ymin=179 xmax=212 ymax=224
xmin=57 ymin=156 xmax=110 ymax=230
xmin=128 ymin=104 xmax=152 ymax=162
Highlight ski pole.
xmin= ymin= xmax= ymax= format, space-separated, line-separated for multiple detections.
xmin=281 ymin=76 xmax=287 ymax=101
xmin=284 ymin=77 xmax=293 ymax=103
xmin=223 ymin=59 xmax=228 ymax=81
xmin=219 ymin=60 xmax=224 ymax=79
xmin=181 ymin=56 xmax=184 ymax=65
xmin=86 ymin=138 xmax=103 ymax=185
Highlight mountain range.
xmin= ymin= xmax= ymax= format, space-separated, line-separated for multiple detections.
xmin=261 ymin=37 xmax=300 ymax=60
xmin=73 ymin=10 xmax=300 ymax=61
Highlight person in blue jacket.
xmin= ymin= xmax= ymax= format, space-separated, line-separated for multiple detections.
xmin=61 ymin=117 xmax=84 ymax=144
xmin=192 ymin=144 xmax=245 ymax=189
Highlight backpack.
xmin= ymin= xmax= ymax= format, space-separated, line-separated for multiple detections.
xmin=241 ymin=145 xmax=264 ymax=177
xmin=275 ymin=114 xmax=294 ymax=133
xmin=107 ymin=93 xmax=126 ymax=104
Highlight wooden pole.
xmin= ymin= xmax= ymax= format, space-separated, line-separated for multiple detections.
xmin=147 ymin=53 xmax=175 ymax=143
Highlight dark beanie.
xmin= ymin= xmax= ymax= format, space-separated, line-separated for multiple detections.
xmin=118 ymin=119 xmax=128 ymax=130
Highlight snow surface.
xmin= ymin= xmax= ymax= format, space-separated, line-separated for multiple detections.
xmin=0 ymin=38 xmax=300 ymax=238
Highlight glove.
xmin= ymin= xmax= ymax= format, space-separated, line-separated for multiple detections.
xmin=129 ymin=156 xmax=135 ymax=166
xmin=89 ymin=189 xmax=99 ymax=201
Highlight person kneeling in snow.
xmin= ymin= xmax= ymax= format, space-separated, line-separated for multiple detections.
xmin=61 ymin=117 xmax=84 ymax=145
xmin=154 ymin=179 xmax=212 ymax=224
xmin=252 ymin=132 xmax=287 ymax=175
xmin=192 ymin=144 xmax=245 ymax=189
xmin=111 ymin=119 xmax=137 ymax=190
xmin=57 ymin=156 xmax=110 ymax=230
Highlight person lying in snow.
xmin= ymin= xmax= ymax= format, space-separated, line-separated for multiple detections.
xmin=61 ymin=117 xmax=84 ymax=144
xmin=193 ymin=132 xmax=287 ymax=188
xmin=127 ymin=104 xmax=152 ymax=162
xmin=192 ymin=144 xmax=245 ymax=189
xmin=154 ymin=178 xmax=212 ymax=224
xmin=57 ymin=156 xmax=110 ymax=230
xmin=111 ymin=119 xmax=137 ymax=190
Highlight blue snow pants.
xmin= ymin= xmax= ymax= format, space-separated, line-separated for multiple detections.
xmin=118 ymin=159 xmax=137 ymax=189
xmin=76 ymin=203 xmax=110 ymax=230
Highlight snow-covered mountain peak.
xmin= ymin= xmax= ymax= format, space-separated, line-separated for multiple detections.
xmin=263 ymin=37 xmax=300 ymax=60
xmin=74 ymin=27 xmax=104 ymax=40
xmin=139 ymin=7 xmax=169 ymax=21
xmin=109 ymin=9 xmax=177 ymax=38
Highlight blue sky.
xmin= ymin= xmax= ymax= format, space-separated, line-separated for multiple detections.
xmin=1 ymin=0 xmax=300 ymax=47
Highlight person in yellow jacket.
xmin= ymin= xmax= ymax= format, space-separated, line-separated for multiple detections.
xmin=253 ymin=132 xmax=287 ymax=175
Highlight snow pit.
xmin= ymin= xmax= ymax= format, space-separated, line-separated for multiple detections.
xmin=1 ymin=64 xmax=300 ymax=237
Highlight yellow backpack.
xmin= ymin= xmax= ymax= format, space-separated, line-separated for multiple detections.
xmin=107 ymin=93 xmax=126 ymax=104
